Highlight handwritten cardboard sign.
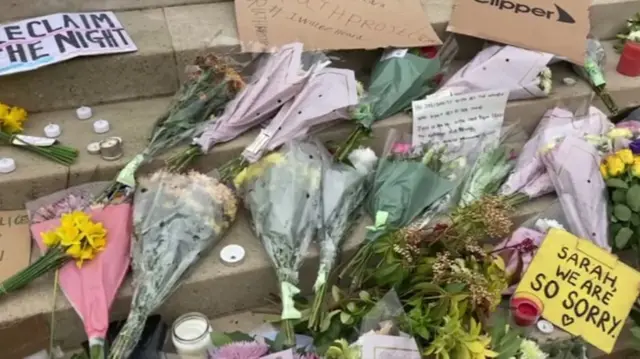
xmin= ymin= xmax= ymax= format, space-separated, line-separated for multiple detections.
xmin=234 ymin=0 xmax=441 ymax=52
xmin=0 ymin=12 xmax=137 ymax=76
xmin=515 ymin=229 xmax=640 ymax=353
xmin=411 ymin=89 xmax=508 ymax=150
xmin=0 ymin=210 xmax=31 ymax=282
xmin=447 ymin=0 xmax=588 ymax=65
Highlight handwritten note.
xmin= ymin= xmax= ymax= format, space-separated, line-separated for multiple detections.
xmin=411 ymin=90 xmax=508 ymax=149
xmin=0 ymin=210 xmax=31 ymax=282
xmin=360 ymin=334 xmax=421 ymax=359
xmin=234 ymin=0 xmax=441 ymax=52
xmin=515 ymin=229 xmax=640 ymax=353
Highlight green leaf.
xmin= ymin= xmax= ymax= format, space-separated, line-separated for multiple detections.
xmin=331 ymin=285 xmax=343 ymax=303
xmin=376 ymin=263 xmax=401 ymax=278
xmin=359 ymin=291 xmax=372 ymax=302
xmin=227 ymin=331 xmax=255 ymax=342
xmin=632 ymin=213 xmax=640 ymax=226
xmin=210 ymin=332 xmax=233 ymax=347
xmin=607 ymin=178 xmax=629 ymax=189
xmin=340 ymin=311 xmax=353 ymax=325
xmin=614 ymin=204 xmax=632 ymax=221
xmin=273 ymin=331 xmax=286 ymax=351
xmin=346 ymin=302 xmax=357 ymax=312
xmin=615 ymin=227 xmax=634 ymax=249
xmin=612 ymin=189 xmax=627 ymax=203
xmin=414 ymin=282 xmax=444 ymax=295
xmin=627 ymin=185 xmax=640 ymax=211
xmin=630 ymin=326 xmax=640 ymax=340
xmin=445 ymin=282 xmax=466 ymax=294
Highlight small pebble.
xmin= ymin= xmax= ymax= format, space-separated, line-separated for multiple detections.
xmin=562 ymin=77 xmax=577 ymax=86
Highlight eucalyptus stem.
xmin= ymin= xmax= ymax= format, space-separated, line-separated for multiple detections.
xmin=308 ymin=283 xmax=328 ymax=331
xmin=166 ymin=146 xmax=203 ymax=172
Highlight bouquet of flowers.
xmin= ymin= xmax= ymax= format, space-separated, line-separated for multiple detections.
xmin=97 ymin=54 xmax=244 ymax=202
xmin=541 ymin=135 xmax=610 ymax=250
xmin=167 ymin=43 xmax=322 ymax=171
xmin=235 ymin=140 xmax=325 ymax=345
xmin=308 ymin=145 xmax=378 ymax=330
xmin=341 ymin=130 xmax=468 ymax=288
xmin=0 ymin=186 xmax=112 ymax=299
xmin=108 ymin=171 xmax=238 ymax=359
xmin=438 ymin=44 xmax=553 ymax=101
xmin=500 ymin=106 xmax=613 ymax=201
xmin=333 ymin=39 xmax=457 ymax=163
xmin=601 ymin=148 xmax=640 ymax=250
xmin=0 ymin=102 xmax=78 ymax=165
xmin=26 ymin=183 xmax=132 ymax=359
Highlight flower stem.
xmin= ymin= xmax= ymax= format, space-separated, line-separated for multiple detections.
xmin=308 ymin=282 xmax=327 ymax=331
xmin=281 ymin=319 xmax=296 ymax=347
xmin=166 ymin=146 xmax=203 ymax=172
xmin=0 ymin=246 xmax=69 ymax=297
xmin=334 ymin=126 xmax=368 ymax=163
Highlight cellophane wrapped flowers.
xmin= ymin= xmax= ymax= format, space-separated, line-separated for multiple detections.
xmin=235 ymin=140 xmax=324 ymax=345
xmin=308 ymin=146 xmax=378 ymax=330
xmin=108 ymin=171 xmax=237 ymax=359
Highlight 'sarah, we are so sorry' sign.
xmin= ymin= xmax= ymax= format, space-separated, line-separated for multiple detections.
xmin=0 ymin=12 xmax=137 ymax=76
xmin=515 ymin=229 xmax=640 ymax=353
xmin=447 ymin=0 xmax=588 ymax=64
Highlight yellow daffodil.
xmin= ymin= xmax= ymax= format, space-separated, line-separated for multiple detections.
xmin=600 ymin=163 xmax=609 ymax=179
xmin=607 ymin=128 xmax=633 ymax=139
xmin=1 ymin=106 xmax=27 ymax=134
xmin=617 ymin=149 xmax=634 ymax=164
xmin=0 ymin=103 xmax=9 ymax=119
xmin=40 ymin=211 xmax=107 ymax=267
xmin=606 ymin=155 xmax=626 ymax=177
xmin=41 ymin=231 xmax=61 ymax=248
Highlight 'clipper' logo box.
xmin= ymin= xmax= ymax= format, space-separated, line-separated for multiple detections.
xmin=474 ymin=0 xmax=575 ymax=23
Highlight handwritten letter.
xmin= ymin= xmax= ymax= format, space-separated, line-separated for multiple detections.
xmin=0 ymin=210 xmax=31 ymax=282
xmin=411 ymin=90 xmax=508 ymax=149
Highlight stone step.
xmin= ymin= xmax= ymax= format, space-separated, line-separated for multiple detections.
xmin=1 ymin=39 xmax=637 ymax=211
xmin=0 ymin=0 xmax=636 ymax=112
xmin=1 ymin=40 xmax=640 ymax=351
xmin=0 ymin=194 xmax=557 ymax=350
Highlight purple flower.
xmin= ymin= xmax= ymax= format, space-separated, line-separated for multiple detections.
xmin=295 ymin=353 xmax=321 ymax=359
xmin=630 ymin=139 xmax=640 ymax=154
xmin=209 ymin=341 xmax=269 ymax=359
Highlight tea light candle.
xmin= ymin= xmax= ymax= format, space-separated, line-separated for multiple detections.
xmin=172 ymin=313 xmax=214 ymax=359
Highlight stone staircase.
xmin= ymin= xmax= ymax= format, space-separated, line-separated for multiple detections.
xmin=1 ymin=0 xmax=640 ymax=355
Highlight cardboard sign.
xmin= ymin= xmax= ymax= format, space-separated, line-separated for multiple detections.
xmin=447 ymin=0 xmax=588 ymax=65
xmin=0 ymin=12 xmax=137 ymax=76
xmin=515 ymin=229 xmax=640 ymax=353
xmin=234 ymin=0 xmax=441 ymax=52
xmin=411 ymin=89 xmax=508 ymax=149
xmin=0 ymin=210 xmax=31 ymax=282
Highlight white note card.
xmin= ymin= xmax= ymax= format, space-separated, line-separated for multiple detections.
xmin=360 ymin=334 xmax=421 ymax=359
xmin=411 ymin=89 xmax=509 ymax=149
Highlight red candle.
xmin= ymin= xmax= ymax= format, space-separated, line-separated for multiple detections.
xmin=511 ymin=294 xmax=543 ymax=327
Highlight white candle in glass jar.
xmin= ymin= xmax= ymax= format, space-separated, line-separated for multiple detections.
xmin=172 ymin=313 xmax=214 ymax=359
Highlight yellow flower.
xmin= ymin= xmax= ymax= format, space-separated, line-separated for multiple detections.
xmin=41 ymin=231 xmax=61 ymax=248
xmin=607 ymin=128 xmax=633 ymax=139
xmin=233 ymin=152 xmax=285 ymax=189
xmin=600 ymin=163 xmax=609 ymax=179
xmin=606 ymin=155 xmax=626 ymax=177
xmin=1 ymin=106 xmax=27 ymax=134
xmin=52 ymin=211 xmax=107 ymax=267
xmin=632 ymin=163 xmax=640 ymax=177
xmin=0 ymin=103 xmax=9 ymax=119
xmin=617 ymin=149 xmax=634 ymax=164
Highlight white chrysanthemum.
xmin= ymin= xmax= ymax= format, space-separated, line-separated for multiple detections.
xmin=348 ymin=147 xmax=378 ymax=175
xmin=520 ymin=339 xmax=549 ymax=359
xmin=628 ymin=30 xmax=640 ymax=42
xmin=535 ymin=218 xmax=565 ymax=233
xmin=539 ymin=67 xmax=553 ymax=95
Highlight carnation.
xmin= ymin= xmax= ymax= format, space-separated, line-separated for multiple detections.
xmin=209 ymin=341 xmax=269 ymax=359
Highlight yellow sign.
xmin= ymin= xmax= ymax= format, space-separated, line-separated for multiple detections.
xmin=515 ymin=229 xmax=640 ymax=353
